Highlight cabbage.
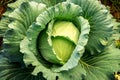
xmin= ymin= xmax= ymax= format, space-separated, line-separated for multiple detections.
xmin=0 ymin=0 xmax=120 ymax=80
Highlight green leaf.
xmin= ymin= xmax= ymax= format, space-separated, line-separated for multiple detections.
xmin=3 ymin=1 xmax=47 ymax=62
xmin=0 ymin=17 xmax=10 ymax=37
xmin=8 ymin=1 xmax=46 ymax=33
xmin=112 ymin=21 xmax=120 ymax=39
xmin=3 ymin=0 xmax=32 ymax=17
xmin=34 ymin=0 xmax=66 ymax=7
xmin=68 ymin=0 xmax=114 ymax=54
xmin=0 ymin=54 xmax=46 ymax=80
xmin=3 ymin=29 xmax=24 ymax=62
xmin=7 ymin=0 xmax=32 ymax=9
xmin=80 ymin=46 xmax=120 ymax=80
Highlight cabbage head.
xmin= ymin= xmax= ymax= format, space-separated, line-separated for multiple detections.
xmin=0 ymin=0 xmax=120 ymax=80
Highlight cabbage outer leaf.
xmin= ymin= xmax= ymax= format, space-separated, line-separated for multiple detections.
xmin=0 ymin=18 xmax=10 ymax=37
xmin=7 ymin=0 xmax=32 ymax=10
xmin=0 ymin=0 xmax=25 ymax=37
xmin=33 ymin=0 xmax=66 ymax=7
xmin=3 ymin=1 xmax=47 ymax=62
xmin=80 ymin=45 xmax=120 ymax=80
xmin=68 ymin=0 xmax=114 ymax=54
xmin=0 ymin=55 xmax=46 ymax=80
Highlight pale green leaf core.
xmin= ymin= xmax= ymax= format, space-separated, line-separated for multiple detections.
xmin=52 ymin=37 xmax=75 ymax=64
xmin=40 ymin=21 xmax=80 ymax=65
xmin=52 ymin=21 xmax=80 ymax=45
xmin=51 ymin=21 xmax=80 ymax=64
